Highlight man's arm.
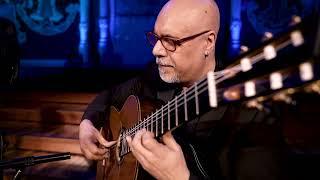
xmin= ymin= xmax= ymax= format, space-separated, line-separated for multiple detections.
xmin=79 ymin=119 xmax=116 ymax=160
xmin=79 ymin=90 xmax=116 ymax=160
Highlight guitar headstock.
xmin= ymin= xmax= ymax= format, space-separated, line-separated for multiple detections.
xmin=213 ymin=14 xmax=320 ymax=110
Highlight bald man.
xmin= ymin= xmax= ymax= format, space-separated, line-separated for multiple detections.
xmin=80 ymin=0 xmax=283 ymax=179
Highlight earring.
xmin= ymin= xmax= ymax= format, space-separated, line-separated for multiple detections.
xmin=205 ymin=51 xmax=209 ymax=57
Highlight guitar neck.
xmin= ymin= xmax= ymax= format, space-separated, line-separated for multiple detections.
xmin=128 ymin=79 xmax=214 ymax=139
xmin=122 ymin=58 xmax=320 ymax=148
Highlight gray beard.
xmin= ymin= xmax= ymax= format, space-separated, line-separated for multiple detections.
xmin=159 ymin=70 xmax=181 ymax=84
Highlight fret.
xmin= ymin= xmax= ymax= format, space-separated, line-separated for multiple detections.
xmin=161 ymin=106 xmax=164 ymax=134
xmin=175 ymin=96 xmax=178 ymax=126
xmin=143 ymin=119 xmax=146 ymax=129
xmin=167 ymin=103 xmax=170 ymax=130
xmin=183 ymin=89 xmax=188 ymax=121
xmin=146 ymin=116 xmax=150 ymax=131
xmin=155 ymin=110 xmax=158 ymax=137
xmin=195 ymin=82 xmax=199 ymax=115
xmin=150 ymin=115 xmax=153 ymax=134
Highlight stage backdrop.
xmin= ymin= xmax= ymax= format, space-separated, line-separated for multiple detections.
xmin=0 ymin=0 xmax=318 ymax=72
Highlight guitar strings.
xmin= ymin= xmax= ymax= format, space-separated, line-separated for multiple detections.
xmin=119 ymin=74 xmax=220 ymax=144
xmin=121 ymin=66 xmax=243 ymax=139
xmin=119 ymin=71 xmax=294 ymax=151
xmin=133 ymin=69 xmax=294 ymax=140
xmin=125 ymin=67 xmax=300 ymax=146
xmin=121 ymin=52 xmax=283 ymax=140
xmin=122 ymin=36 xmax=295 ymax=138
xmin=119 ymin=75 xmax=216 ymax=149
xmin=120 ymin=35 xmax=299 ymax=141
xmin=118 ymin=31 xmax=301 ymax=153
xmin=121 ymin=72 xmax=230 ymax=140
xmin=124 ymin=60 xmax=246 ymax=137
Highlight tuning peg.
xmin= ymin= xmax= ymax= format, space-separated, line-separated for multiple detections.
xmin=305 ymin=81 xmax=320 ymax=94
xmin=291 ymin=30 xmax=304 ymax=47
xmin=263 ymin=45 xmax=277 ymax=60
xmin=299 ymin=62 xmax=314 ymax=81
xmin=223 ymin=88 xmax=241 ymax=101
xmin=270 ymin=72 xmax=283 ymax=90
xmin=240 ymin=57 xmax=252 ymax=72
xmin=244 ymin=81 xmax=256 ymax=97
xmin=246 ymin=99 xmax=264 ymax=111
xmin=262 ymin=32 xmax=273 ymax=41
xmin=272 ymin=92 xmax=295 ymax=105
xmin=240 ymin=45 xmax=249 ymax=53
xmin=291 ymin=15 xmax=302 ymax=25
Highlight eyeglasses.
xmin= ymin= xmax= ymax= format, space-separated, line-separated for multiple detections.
xmin=146 ymin=30 xmax=210 ymax=52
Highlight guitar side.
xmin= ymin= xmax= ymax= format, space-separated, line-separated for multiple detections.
xmin=96 ymin=95 xmax=141 ymax=180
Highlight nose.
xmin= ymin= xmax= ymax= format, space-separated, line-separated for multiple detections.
xmin=152 ymin=40 xmax=167 ymax=57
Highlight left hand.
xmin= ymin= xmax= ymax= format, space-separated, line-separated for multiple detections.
xmin=126 ymin=129 xmax=190 ymax=180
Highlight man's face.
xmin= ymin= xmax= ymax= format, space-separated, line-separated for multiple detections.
xmin=152 ymin=5 xmax=211 ymax=86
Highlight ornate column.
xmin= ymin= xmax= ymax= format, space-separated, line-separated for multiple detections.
xmin=79 ymin=0 xmax=89 ymax=65
xmin=98 ymin=0 xmax=108 ymax=65
xmin=230 ymin=0 xmax=242 ymax=54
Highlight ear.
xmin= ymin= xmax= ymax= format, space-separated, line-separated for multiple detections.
xmin=205 ymin=31 xmax=216 ymax=53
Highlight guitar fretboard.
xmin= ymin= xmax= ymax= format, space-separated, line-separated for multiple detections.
xmin=119 ymin=78 xmax=216 ymax=156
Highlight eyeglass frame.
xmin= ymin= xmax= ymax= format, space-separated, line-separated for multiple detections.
xmin=146 ymin=30 xmax=211 ymax=52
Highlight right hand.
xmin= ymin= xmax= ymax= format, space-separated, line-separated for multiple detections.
xmin=79 ymin=119 xmax=116 ymax=160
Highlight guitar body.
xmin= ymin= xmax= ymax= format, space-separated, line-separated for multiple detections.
xmin=96 ymin=95 xmax=159 ymax=180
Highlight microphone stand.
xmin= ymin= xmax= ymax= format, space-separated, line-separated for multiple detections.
xmin=0 ymin=132 xmax=4 ymax=180
xmin=0 ymin=152 xmax=71 ymax=180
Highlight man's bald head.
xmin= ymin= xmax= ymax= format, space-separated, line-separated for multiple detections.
xmin=152 ymin=0 xmax=220 ymax=86
xmin=155 ymin=0 xmax=220 ymax=37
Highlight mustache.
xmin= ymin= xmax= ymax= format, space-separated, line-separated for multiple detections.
xmin=156 ymin=58 xmax=174 ymax=67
